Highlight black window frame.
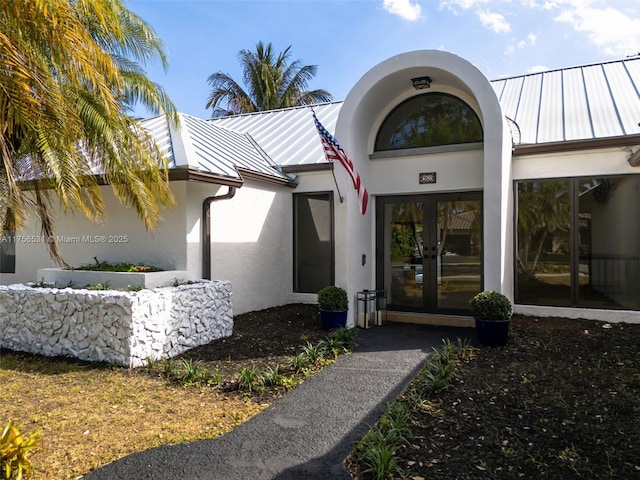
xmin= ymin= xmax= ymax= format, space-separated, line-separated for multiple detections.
xmin=374 ymin=92 xmax=483 ymax=152
xmin=293 ymin=191 xmax=335 ymax=293
xmin=514 ymin=174 xmax=640 ymax=310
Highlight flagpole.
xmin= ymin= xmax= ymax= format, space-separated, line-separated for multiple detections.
xmin=330 ymin=162 xmax=344 ymax=203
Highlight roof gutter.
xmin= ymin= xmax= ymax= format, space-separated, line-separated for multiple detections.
xmin=202 ymin=186 xmax=236 ymax=280
xmin=513 ymin=134 xmax=640 ymax=157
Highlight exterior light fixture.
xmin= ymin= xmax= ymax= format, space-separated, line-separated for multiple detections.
xmin=411 ymin=76 xmax=432 ymax=90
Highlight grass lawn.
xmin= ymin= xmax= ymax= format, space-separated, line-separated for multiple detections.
xmin=1 ymin=304 xmax=332 ymax=479
xmin=3 ymin=305 xmax=640 ymax=479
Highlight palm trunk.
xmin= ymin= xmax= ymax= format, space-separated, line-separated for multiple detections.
xmin=0 ymin=133 xmax=13 ymax=233
xmin=0 ymin=162 xmax=8 ymax=233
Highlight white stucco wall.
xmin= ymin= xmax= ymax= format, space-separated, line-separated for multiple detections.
xmin=513 ymin=147 xmax=639 ymax=180
xmin=193 ymin=179 xmax=296 ymax=315
xmin=1 ymin=182 xmax=189 ymax=286
xmin=333 ymin=50 xmax=512 ymax=315
xmin=369 ymin=149 xmax=484 ymax=195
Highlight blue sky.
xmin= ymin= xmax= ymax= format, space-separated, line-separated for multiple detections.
xmin=128 ymin=0 xmax=640 ymax=119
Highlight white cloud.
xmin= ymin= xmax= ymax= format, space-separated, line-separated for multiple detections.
xmin=555 ymin=2 xmax=640 ymax=56
xmin=522 ymin=0 xmax=559 ymax=8
xmin=506 ymin=32 xmax=538 ymax=55
xmin=477 ymin=10 xmax=511 ymax=33
xmin=527 ymin=65 xmax=550 ymax=73
xmin=439 ymin=0 xmax=490 ymax=12
xmin=383 ymin=0 xmax=423 ymax=21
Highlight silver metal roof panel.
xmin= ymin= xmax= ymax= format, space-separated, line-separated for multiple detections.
xmin=515 ymin=74 xmax=543 ymax=144
xmin=493 ymin=76 xmax=523 ymax=122
xmin=537 ymin=69 xmax=564 ymax=144
xmin=208 ymin=102 xmax=342 ymax=166
xmin=497 ymin=57 xmax=640 ymax=145
xmin=179 ymin=114 xmax=289 ymax=181
xmin=139 ymin=115 xmax=175 ymax=166
xmin=604 ymin=61 xmax=640 ymax=135
xmin=562 ymin=68 xmax=592 ymax=141
xmin=583 ymin=64 xmax=621 ymax=138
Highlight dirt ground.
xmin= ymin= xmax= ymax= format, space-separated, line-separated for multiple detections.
xmin=376 ymin=314 xmax=640 ymax=479
xmin=4 ymin=304 xmax=640 ymax=479
xmin=188 ymin=305 xmax=640 ymax=479
xmin=174 ymin=303 xmax=328 ymax=386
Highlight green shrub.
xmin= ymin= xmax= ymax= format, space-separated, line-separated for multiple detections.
xmin=177 ymin=358 xmax=207 ymax=385
xmin=75 ymin=261 xmax=162 ymax=273
xmin=469 ymin=290 xmax=512 ymax=320
xmin=237 ymin=366 xmax=262 ymax=392
xmin=86 ymin=281 xmax=112 ymax=291
xmin=317 ymin=286 xmax=348 ymax=311
xmin=328 ymin=326 xmax=357 ymax=349
xmin=287 ymin=353 xmax=310 ymax=373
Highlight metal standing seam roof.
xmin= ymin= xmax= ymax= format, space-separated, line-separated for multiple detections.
xmin=491 ymin=56 xmax=640 ymax=145
xmin=205 ymin=58 xmax=640 ymax=166
xmin=139 ymin=115 xmax=176 ymax=166
xmin=140 ymin=113 xmax=292 ymax=183
xmin=207 ymin=102 xmax=342 ymax=166
xmin=140 ymin=57 xmax=640 ymax=184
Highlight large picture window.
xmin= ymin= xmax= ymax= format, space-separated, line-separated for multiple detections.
xmin=515 ymin=175 xmax=640 ymax=310
xmin=293 ymin=192 xmax=334 ymax=293
xmin=375 ymin=93 xmax=483 ymax=152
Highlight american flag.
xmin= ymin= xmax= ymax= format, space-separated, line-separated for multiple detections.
xmin=312 ymin=111 xmax=368 ymax=215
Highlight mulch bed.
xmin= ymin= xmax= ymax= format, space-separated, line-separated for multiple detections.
xmin=389 ymin=314 xmax=640 ymax=479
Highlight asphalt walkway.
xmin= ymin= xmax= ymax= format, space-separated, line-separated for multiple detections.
xmin=84 ymin=322 xmax=473 ymax=480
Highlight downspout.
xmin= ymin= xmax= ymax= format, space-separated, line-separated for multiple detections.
xmin=202 ymin=186 xmax=236 ymax=280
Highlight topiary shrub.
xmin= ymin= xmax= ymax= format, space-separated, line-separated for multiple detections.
xmin=317 ymin=286 xmax=348 ymax=312
xmin=469 ymin=290 xmax=512 ymax=320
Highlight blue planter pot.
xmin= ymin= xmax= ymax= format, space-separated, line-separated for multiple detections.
xmin=475 ymin=318 xmax=510 ymax=346
xmin=320 ymin=310 xmax=348 ymax=330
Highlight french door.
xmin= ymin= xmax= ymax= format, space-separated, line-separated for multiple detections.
xmin=376 ymin=193 xmax=483 ymax=315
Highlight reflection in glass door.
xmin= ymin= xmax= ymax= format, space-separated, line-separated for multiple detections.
xmin=377 ymin=194 xmax=483 ymax=314
xmin=435 ymin=199 xmax=483 ymax=311
xmin=381 ymin=201 xmax=424 ymax=309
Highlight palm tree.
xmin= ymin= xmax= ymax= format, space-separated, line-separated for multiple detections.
xmin=206 ymin=41 xmax=332 ymax=117
xmin=0 ymin=0 xmax=176 ymax=264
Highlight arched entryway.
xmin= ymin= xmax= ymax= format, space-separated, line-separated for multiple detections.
xmin=334 ymin=50 xmax=512 ymax=322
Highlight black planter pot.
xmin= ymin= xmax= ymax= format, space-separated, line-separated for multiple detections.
xmin=320 ymin=310 xmax=348 ymax=330
xmin=475 ymin=318 xmax=510 ymax=346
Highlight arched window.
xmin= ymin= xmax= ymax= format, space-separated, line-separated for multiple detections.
xmin=374 ymin=93 xmax=483 ymax=152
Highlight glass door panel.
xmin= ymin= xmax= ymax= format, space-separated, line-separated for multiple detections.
xmin=578 ymin=176 xmax=640 ymax=309
xmin=436 ymin=199 xmax=483 ymax=310
xmin=383 ymin=201 xmax=424 ymax=308
xmin=515 ymin=180 xmax=571 ymax=306
xmin=378 ymin=193 xmax=483 ymax=314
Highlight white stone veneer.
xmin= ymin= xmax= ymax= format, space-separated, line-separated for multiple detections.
xmin=0 ymin=281 xmax=233 ymax=367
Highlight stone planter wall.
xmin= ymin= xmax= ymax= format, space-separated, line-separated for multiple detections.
xmin=0 ymin=281 xmax=233 ymax=367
